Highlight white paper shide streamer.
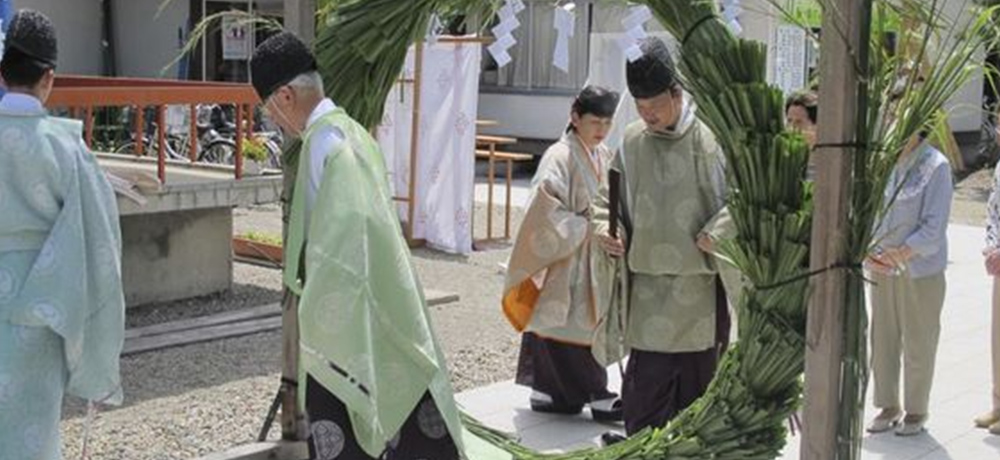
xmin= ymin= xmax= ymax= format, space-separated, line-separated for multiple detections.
xmin=617 ymin=5 xmax=652 ymax=63
xmin=721 ymin=0 xmax=743 ymax=36
xmin=487 ymin=0 xmax=525 ymax=68
xmin=552 ymin=3 xmax=576 ymax=73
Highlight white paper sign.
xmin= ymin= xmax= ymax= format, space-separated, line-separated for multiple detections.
xmin=509 ymin=0 xmax=526 ymax=13
xmin=222 ymin=15 xmax=251 ymax=61
xmin=771 ymin=25 xmax=807 ymax=94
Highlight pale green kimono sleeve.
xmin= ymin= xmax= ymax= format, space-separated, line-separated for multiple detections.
xmin=8 ymin=121 xmax=125 ymax=404
xmin=285 ymin=109 xmax=471 ymax=458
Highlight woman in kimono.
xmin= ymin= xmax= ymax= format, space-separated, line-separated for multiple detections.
xmin=502 ymin=85 xmax=623 ymax=421
xmin=0 ymin=9 xmax=125 ymax=460
xmin=865 ymin=131 xmax=952 ymax=436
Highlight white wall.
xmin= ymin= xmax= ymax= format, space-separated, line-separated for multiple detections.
xmin=114 ymin=0 xmax=190 ymax=78
xmin=477 ymin=92 xmax=573 ymax=140
xmin=15 ymin=0 xmax=102 ymax=75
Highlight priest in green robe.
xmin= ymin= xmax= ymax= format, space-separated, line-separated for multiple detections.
xmin=250 ymin=32 xmax=508 ymax=460
xmin=592 ymin=37 xmax=730 ymax=439
xmin=0 ymin=10 xmax=126 ymax=459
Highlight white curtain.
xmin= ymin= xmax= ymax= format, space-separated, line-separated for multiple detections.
xmin=377 ymin=39 xmax=482 ymax=255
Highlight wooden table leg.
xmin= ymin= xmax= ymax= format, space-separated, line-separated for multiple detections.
xmin=487 ymin=143 xmax=495 ymax=241
xmin=505 ymin=158 xmax=512 ymax=239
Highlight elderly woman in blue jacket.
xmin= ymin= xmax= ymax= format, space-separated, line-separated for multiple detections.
xmin=865 ymin=131 xmax=953 ymax=437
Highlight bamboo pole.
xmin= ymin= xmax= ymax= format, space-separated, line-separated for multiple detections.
xmin=801 ymin=0 xmax=872 ymax=458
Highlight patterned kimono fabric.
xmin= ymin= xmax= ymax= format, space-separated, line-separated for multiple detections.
xmin=0 ymin=95 xmax=125 ymax=460
xmin=592 ymin=103 xmax=730 ymax=435
xmin=504 ymin=132 xmax=616 ymax=410
xmin=285 ymin=107 xmax=462 ymax=460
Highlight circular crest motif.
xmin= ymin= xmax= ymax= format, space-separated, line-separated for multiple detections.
xmin=0 ymin=268 xmax=17 ymax=302
xmin=310 ymin=420 xmax=346 ymax=460
xmin=416 ymin=399 xmax=448 ymax=440
xmin=1 ymin=125 xmax=28 ymax=152
xmin=650 ymin=244 xmax=683 ymax=272
xmin=34 ymin=243 xmax=56 ymax=274
xmin=32 ymin=301 xmax=63 ymax=329
xmin=529 ymin=227 xmax=561 ymax=261
xmin=654 ymin=155 xmax=689 ymax=186
xmin=0 ymin=373 xmax=13 ymax=404
xmin=30 ymin=183 xmax=58 ymax=216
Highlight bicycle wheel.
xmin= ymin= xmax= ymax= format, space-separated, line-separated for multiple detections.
xmin=199 ymin=140 xmax=237 ymax=165
xmin=114 ymin=140 xmax=154 ymax=157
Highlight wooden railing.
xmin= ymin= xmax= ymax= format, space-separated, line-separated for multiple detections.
xmin=46 ymin=75 xmax=261 ymax=183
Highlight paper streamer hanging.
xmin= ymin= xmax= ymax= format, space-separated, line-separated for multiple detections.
xmin=552 ymin=3 xmax=576 ymax=73
xmin=721 ymin=0 xmax=743 ymax=36
xmin=488 ymin=0 xmax=523 ymax=68
xmin=618 ymin=4 xmax=652 ymax=62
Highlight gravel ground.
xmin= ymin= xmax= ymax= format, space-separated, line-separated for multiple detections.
xmin=61 ymin=200 xmax=526 ymax=459
xmin=952 ymin=166 xmax=993 ymax=226
xmin=58 ymin=164 xmax=997 ymax=459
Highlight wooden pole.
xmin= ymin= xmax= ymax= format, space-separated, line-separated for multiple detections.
xmin=280 ymin=292 xmax=303 ymax=441
xmin=84 ymin=106 xmax=94 ymax=148
xmin=157 ymin=105 xmax=167 ymax=183
xmin=135 ymin=106 xmax=145 ymax=157
xmin=235 ymin=104 xmax=245 ymax=180
xmin=190 ymin=104 xmax=199 ymax=162
xmin=280 ymin=137 xmax=304 ymax=441
xmin=801 ymin=0 xmax=871 ymax=458
xmin=406 ymin=42 xmax=424 ymax=243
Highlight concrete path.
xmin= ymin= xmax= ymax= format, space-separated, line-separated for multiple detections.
xmin=457 ymin=224 xmax=1000 ymax=459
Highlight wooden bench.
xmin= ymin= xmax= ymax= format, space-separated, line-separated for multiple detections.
xmin=475 ymin=148 xmax=534 ymax=242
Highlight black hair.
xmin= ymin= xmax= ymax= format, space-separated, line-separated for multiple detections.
xmin=567 ymin=85 xmax=620 ymax=133
xmin=0 ymin=46 xmax=53 ymax=88
xmin=785 ymin=90 xmax=818 ymax=124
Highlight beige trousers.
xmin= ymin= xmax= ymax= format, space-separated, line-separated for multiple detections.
xmin=992 ymin=279 xmax=1000 ymax=411
xmin=870 ymin=272 xmax=946 ymax=415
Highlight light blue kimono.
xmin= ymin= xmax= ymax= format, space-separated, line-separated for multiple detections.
xmin=0 ymin=94 xmax=125 ymax=460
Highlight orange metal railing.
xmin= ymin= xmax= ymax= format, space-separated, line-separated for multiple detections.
xmin=46 ymin=75 xmax=261 ymax=183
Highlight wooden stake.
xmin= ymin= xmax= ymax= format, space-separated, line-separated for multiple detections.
xmin=280 ymin=140 xmax=303 ymax=442
xmin=801 ymin=0 xmax=871 ymax=458
xmin=157 ymin=106 xmax=167 ymax=183
xmin=406 ymin=42 xmax=424 ymax=243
